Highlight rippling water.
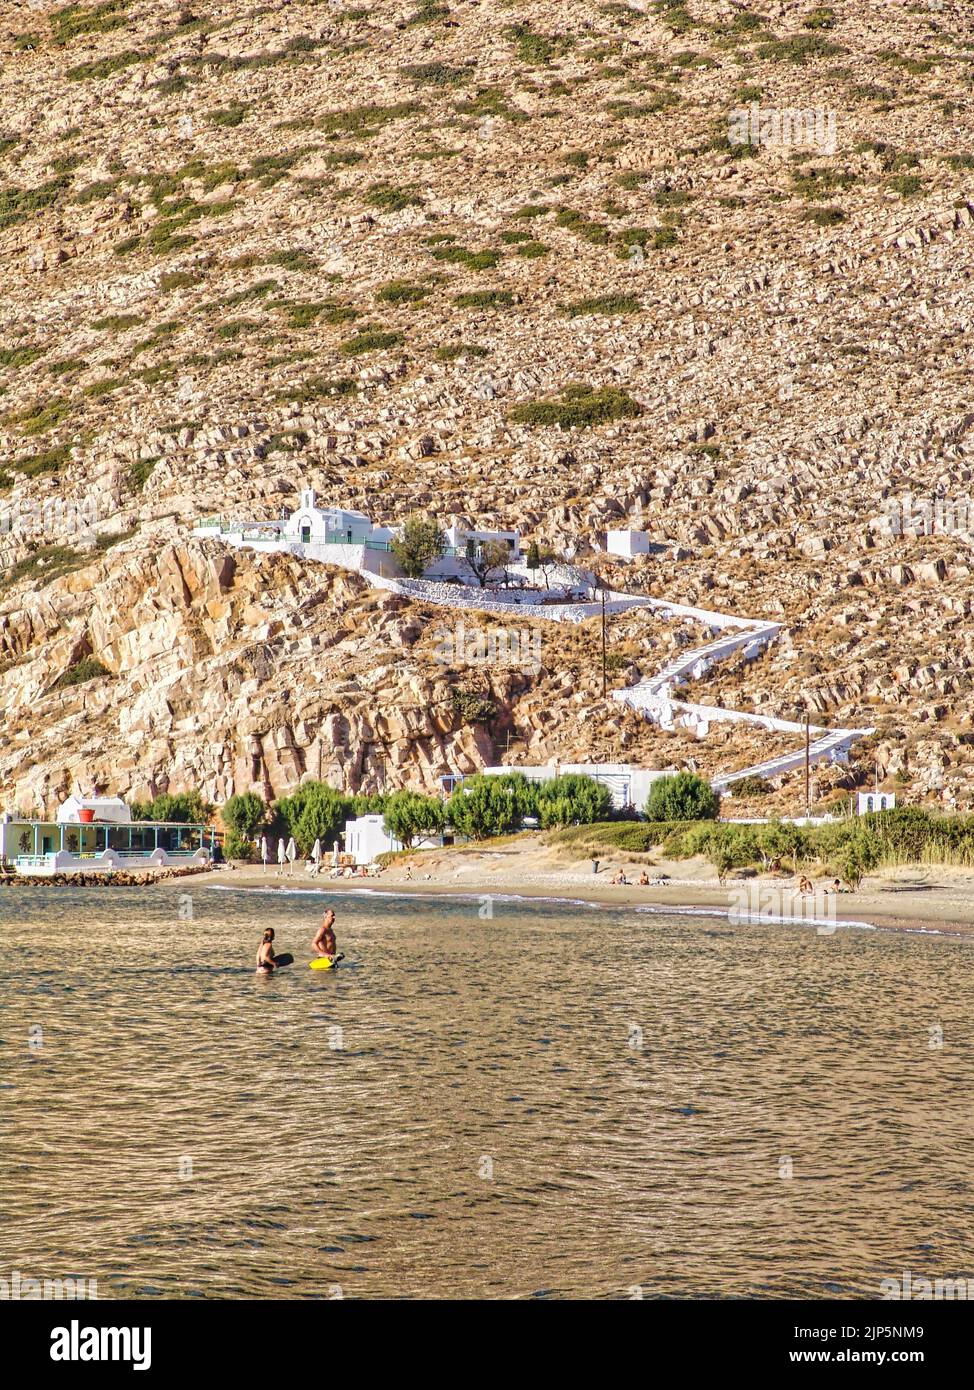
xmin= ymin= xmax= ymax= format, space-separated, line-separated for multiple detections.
xmin=2 ymin=884 xmax=973 ymax=1299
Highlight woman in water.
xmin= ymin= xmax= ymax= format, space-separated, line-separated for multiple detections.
xmin=256 ymin=927 xmax=280 ymax=973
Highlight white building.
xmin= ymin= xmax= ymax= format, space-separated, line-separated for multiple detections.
xmin=1 ymin=798 xmax=213 ymax=875
xmin=856 ymin=791 xmax=896 ymax=815
xmin=342 ymin=813 xmax=446 ymax=865
xmin=194 ymin=488 xmax=398 ymax=577
xmin=481 ymin=763 xmax=678 ymax=813
xmin=442 ymin=521 xmax=520 ymax=564
xmin=195 ymin=491 xmax=522 ymax=586
xmin=606 ymin=529 xmax=652 ymax=559
xmin=57 ymin=795 xmax=131 ymax=825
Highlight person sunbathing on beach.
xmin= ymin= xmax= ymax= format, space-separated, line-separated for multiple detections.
xmin=313 ymin=909 xmax=337 ymax=960
xmin=638 ymin=871 xmax=650 ymax=886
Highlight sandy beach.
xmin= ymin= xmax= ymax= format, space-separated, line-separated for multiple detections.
xmin=208 ymin=838 xmax=974 ymax=936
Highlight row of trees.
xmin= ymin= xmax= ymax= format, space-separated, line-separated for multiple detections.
xmin=222 ymin=784 xmax=390 ymax=859
xmin=220 ymin=771 xmax=618 ymax=859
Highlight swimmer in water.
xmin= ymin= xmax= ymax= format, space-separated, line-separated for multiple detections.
xmin=312 ymin=908 xmax=337 ymax=961
xmin=256 ymin=927 xmax=280 ymax=973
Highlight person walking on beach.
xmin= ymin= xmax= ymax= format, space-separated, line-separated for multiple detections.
xmin=313 ymin=908 xmax=337 ymax=961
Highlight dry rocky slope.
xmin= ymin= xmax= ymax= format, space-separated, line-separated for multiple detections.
xmin=1 ymin=0 xmax=973 ymax=817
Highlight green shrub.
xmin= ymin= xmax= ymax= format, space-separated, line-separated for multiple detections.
xmin=646 ymin=772 xmax=719 ymax=821
xmin=561 ymin=294 xmax=640 ymax=317
xmin=52 ymin=656 xmax=111 ymax=690
xmin=803 ymin=7 xmax=835 ymax=28
xmin=0 ymin=177 xmax=70 ymax=231
xmin=210 ymin=103 xmax=248 ymax=127
xmin=224 ymin=830 xmax=256 ymax=861
xmin=338 ymin=328 xmax=404 ymax=355
xmin=130 ymin=457 xmax=158 ymax=491
xmin=455 ymin=290 xmax=512 ymax=308
xmin=52 ymin=2 xmax=130 ymax=45
xmin=754 ymin=35 xmax=843 ymax=64
xmin=0 ymin=345 xmax=46 ymax=369
xmin=365 ymin=183 xmax=422 ymax=211
xmin=376 ymin=280 xmax=428 ymax=303
xmin=509 ymin=383 xmax=641 ymax=428
xmin=803 ymin=205 xmax=846 ymax=226
xmin=514 ymin=240 xmax=550 ymax=258
xmin=451 ymin=688 xmax=496 ymax=725
xmin=67 ymin=50 xmax=146 ymax=81
xmin=732 ymin=775 xmax=771 ymax=797
xmin=434 ymin=343 xmax=488 ymax=361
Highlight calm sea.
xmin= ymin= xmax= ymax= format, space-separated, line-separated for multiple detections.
xmin=2 ymin=884 xmax=972 ymax=1299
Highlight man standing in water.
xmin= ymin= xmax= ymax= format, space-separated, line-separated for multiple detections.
xmin=312 ymin=908 xmax=337 ymax=962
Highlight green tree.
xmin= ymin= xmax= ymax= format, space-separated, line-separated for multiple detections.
xmin=467 ymin=538 xmax=511 ymax=588
xmin=536 ymin=773 xmax=612 ymax=826
xmin=222 ymin=792 xmax=266 ymax=838
xmin=447 ymin=773 xmax=534 ymax=839
xmin=526 ymin=539 xmax=541 ymax=570
xmin=383 ymin=791 xmax=446 ymax=847
xmin=391 ymin=513 xmax=446 ymax=578
xmin=645 ymin=772 xmax=719 ymax=822
xmin=755 ymin=819 xmax=809 ymax=870
xmin=275 ymin=781 xmax=352 ymax=855
xmin=131 ymin=790 xmax=213 ymax=823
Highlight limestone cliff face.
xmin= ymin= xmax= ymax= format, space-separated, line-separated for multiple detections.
xmin=0 ymin=541 xmax=502 ymax=814
xmin=3 ymin=2 xmax=974 ymax=815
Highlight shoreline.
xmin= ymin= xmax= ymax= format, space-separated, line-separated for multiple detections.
xmin=204 ymin=862 xmax=974 ymax=938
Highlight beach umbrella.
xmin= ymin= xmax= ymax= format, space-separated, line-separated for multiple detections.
xmin=311 ymin=838 xmax=321 ymax=864
xmin=286 ymin=837 xmax=297 ymax=863
xmin=260 ymin=836 xmax=268 ymax=863
xmin=277 ymin=838 xmax=286 ymax=865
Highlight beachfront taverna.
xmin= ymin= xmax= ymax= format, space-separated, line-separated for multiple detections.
xmin=0 ymin=797 xmax=215 ymax=876
xmin=195 ymin=489 xmax=520 ymax=584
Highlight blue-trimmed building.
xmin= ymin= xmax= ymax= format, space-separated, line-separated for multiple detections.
xmin=0 ymin=797 xmax=215 ymax=876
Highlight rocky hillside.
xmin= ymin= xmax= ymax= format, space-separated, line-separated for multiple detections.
xmin=1 ymin=1 xmax=973 ymax=816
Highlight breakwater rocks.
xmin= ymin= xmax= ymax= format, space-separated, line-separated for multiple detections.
xmin=0 ymin=864 xmax=215 ymax=888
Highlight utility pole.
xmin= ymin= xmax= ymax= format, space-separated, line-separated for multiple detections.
xmin=804 ymin=715 xmax=811 ymax=819
xmin=601 ymin=586 xmax=607 ymax=699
